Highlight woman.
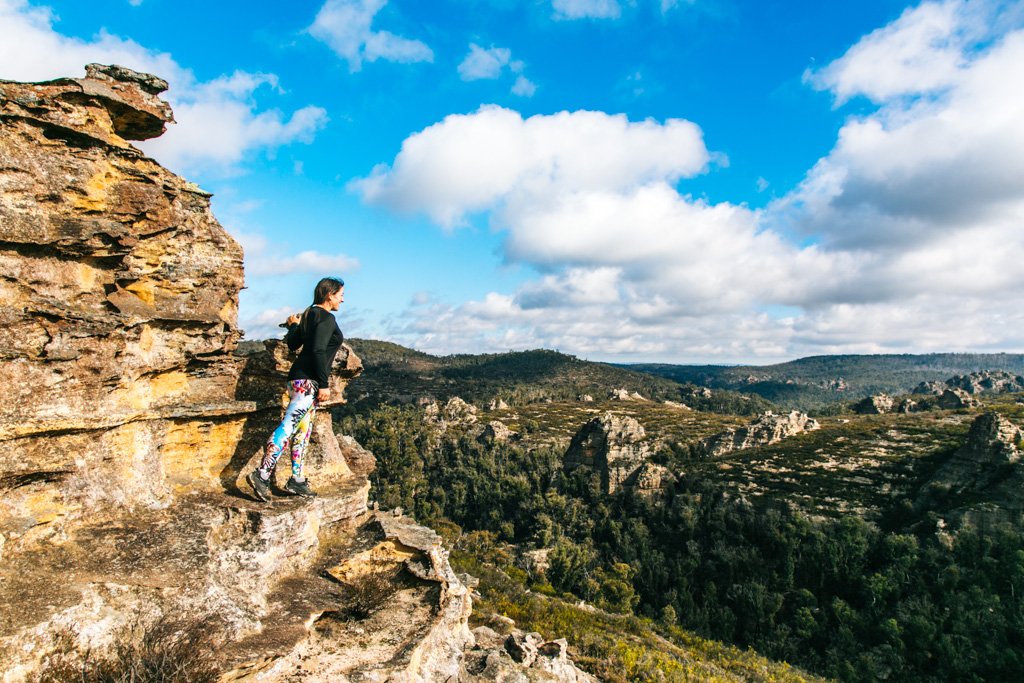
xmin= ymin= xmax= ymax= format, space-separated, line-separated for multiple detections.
xmin=248 ymin=276 xmax=345 ymax=501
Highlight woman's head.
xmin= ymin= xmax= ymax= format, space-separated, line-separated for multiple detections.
xmin=313 ymin=277 xmax=345 ymax=306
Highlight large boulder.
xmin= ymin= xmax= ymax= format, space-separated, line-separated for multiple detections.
xmin=479 ymin=420 xmax=516 ymax=444
xmin=937 ymin=387 xmax=976 ymax=409
xmin=853 ymin=394 xmax=895 ymax=415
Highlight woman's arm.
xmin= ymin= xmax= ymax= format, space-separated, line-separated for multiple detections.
xmin=285 ymin=312 xmax=303 ymax=351
xmin=310 ymin=311 xmax=335 ymax=390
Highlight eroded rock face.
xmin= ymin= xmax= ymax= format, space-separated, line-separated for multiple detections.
xmin=699 ymin=411 xmax=819 ymax=457
xmin=425 ymin=396 xmax=480 ymax=430
xmin=937 ymin=387 xmax=977 ymax=409
xmin=1 ymin=64 xmax=255 ymax=543
xmin=564 ymin=413 xmax=651 ymax=494
xmin=480 ymin=420 xmax=516 ymax=444
xmin=919 ymin=412 xmax=1024 ymax=524
xmin=853 ymin=394 xmax=895 ymax=415
xmin=917 ymin=371 xmax=1024 ymax=396
xmin=1 ymin=65 xmax=242 ymax=431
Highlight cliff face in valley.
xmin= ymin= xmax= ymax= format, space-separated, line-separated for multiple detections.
xmin=563 ymin=412 xmax=659 ymax=495
xmin=918 ymin=411 xmax=1024 ymax=524
xmin=0 ymin=65 xmax=601 ymax=683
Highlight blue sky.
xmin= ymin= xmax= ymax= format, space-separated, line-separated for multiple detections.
xmin=3 ymin=0 xmax=1024 ymax=363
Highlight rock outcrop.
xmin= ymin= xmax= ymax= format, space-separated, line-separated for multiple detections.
xmin=564 ymin=413 xmax=651 ymax=494
xmin=698 ymin=411 xmax=820 ymax=457
xmin=915 ymin=371 xmax=1024 ymax=396
xmin=462 ymin=626 xmax=595 ymax=682
xmin=3 ymin=66 xmax=593 ymax=683
xmin=623 ymin=461 xmax=675 ymax=498
xmin=425 ymin=396 xmax=480 ymax=429
xmin=479 ymin=420 xmax=516 ymax=444
xmin=487 ymin=397 xmax=509 ymax=411
xmin=913 ymin=380 xmax=946 ymax=396
xmin=918 ymin=412 xmax=1024 ymax=524
xmin=897 ymin=398 xmax=919 ymax=413
xmin=608 ymin=388 xmax=646 ymax=401
xmin=937 ymin=387 xmax=976 ymax=409
xmin=853 ymin=394 xmax=895 ymax=415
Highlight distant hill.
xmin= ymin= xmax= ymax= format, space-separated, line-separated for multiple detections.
xmin=623 ymin=353 xmax=1024 ymax=409
xmin=345 ymin=339 xmax=773 ymax=414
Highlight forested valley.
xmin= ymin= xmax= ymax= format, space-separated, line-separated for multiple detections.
xmin=337 ymin=342 xmax=1024 ymax=681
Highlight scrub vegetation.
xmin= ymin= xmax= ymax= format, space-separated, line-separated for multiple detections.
xmin=339 ymin=343 xmax=1024 ymax=682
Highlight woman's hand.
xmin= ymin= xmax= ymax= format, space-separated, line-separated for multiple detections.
xmin=317 ymin=388 xmax=331 ymax=403
xmin=286 ymin=313 xmax=302 ymax=327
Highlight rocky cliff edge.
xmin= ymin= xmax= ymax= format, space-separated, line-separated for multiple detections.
xmin=0 ymin=65 xmax=489 ymax=682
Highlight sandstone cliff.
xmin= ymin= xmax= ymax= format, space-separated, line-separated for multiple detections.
xmin=564 ymin=412 xmax=658 ymax=495
xmin=0 ymin=65 xmax=601 ymax=683
xmin=917 ymin=412 xmax=1024 ymax=525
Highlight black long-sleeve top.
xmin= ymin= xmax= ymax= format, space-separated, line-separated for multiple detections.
xmin=286 ymin=306 xmax=343 ymax=388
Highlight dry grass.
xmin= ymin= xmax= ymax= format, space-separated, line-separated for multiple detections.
xmin=34 ymin=615 xmax=222 ymax=683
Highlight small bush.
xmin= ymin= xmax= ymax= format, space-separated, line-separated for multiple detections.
xmin=341 ymin=570 xmax=394 ymax=619
xmin=35 ymin=614 xmax=221 ymax=683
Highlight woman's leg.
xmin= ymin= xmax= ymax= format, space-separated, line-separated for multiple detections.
xmin=258 ymin=380 xmax=317 ymax=475
xmin=289 ymin=401 xmax=317 ymax=480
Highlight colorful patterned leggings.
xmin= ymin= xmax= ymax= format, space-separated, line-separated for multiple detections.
xmin=260 ymin=379 xmax=318 ymax=478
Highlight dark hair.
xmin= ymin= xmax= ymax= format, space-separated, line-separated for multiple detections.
xmin=313 ymin=277 xmax=345 ymax=305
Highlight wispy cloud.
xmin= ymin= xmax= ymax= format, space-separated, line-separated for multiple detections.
xmin=458 ymin=44 xmax=512 ymax=80
xmin=309 ymin=0 xmax=433 ymax=72
xmin=232 ymin=228 xmax=360 ymax=277
xmin=457 ymin=43 xmax=537 ymax=96
xmin=551 ymin=0 xmax=621 ymax=20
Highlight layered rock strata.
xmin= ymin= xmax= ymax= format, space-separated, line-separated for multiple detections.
xmin=0 ymin=65 xmax=598 ymax=683
xmin=564 ymin=413 xmax=651 ymax=494
xmin=0 ymin=65 xmax=454 ymax=681
xmin=698 ymin=410 xmax=819 ymax=457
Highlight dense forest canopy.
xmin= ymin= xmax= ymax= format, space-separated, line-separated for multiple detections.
xmin=336 ymin=341 xmax=1024 ymax=681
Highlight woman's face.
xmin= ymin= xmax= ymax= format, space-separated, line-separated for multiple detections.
xmin=324 ymin=286 xmax=345 ymax=311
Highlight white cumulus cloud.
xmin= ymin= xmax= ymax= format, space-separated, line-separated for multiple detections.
xmin=358 ymin=0 xmax=1024 ymax=361
xmin=806 ymin=0 xmax=986 ymax=104
xmin=0 ymin=0 xmax=327 ymax=177
xmin=352 ymin=106 xmax=714 ymax=227
xmin=309 ymin=0 xmax=433 ymax=72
